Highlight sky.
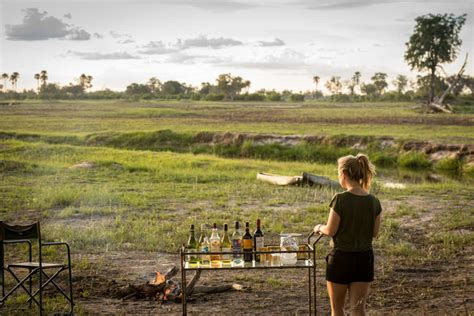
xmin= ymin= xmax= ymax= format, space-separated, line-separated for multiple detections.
xmin=0 ymin=0 xmax=473 ymax=92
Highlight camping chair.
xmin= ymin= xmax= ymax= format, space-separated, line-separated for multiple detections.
xmin=0 ymin=221 xmax=74 ymax=314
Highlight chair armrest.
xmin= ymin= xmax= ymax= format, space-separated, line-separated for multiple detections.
xmin=4 ymin=239 xmax=32 ymax=246
xmin=42 ymin=242 xmax=72 ymax=265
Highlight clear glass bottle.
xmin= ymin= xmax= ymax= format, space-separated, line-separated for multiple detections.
xmin=209 ymin=223 xmax=221 ymax=267
xmin=221 ymin=223 xmax=232 ymax=266
xmin=231 ymin=221 xmax=243 ymax=266
xmin=198 ymin=224 xmax=210 ymax=266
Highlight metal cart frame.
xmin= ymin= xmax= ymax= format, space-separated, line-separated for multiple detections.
xmin=180 ymin=232 xmax=323 ymax=315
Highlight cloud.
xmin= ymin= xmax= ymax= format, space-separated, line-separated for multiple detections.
xmin=5 ymin=8 xmax=91 ymax=41
xmin=118 ymin=39 xmax=136 ymax=44
xmin=301 ymin=0 xmax=471 ymax=10
xmin=93 ymin=33 xmax=103 ymax=39
xmin=257 ymin=38 xmax=285 ymax=47
xmin=161 ymin=0 xmax=258 ymax=12
xmin=176 ymin=35 xmax=243 ymax=49
xmin=138 ymin=41 xmax=179 ymax=55
xmin=217 ymin=49 xmax=309 ymax=70
xmin=110 ymin=31 xmax=132 ymax=39
xmin=66 ymin=50 xmax=141 ymax=60
xmin=64 ymin=13 xmax=72 ymax=19
xmin=66 ymin=28 xmax=91 ymax=41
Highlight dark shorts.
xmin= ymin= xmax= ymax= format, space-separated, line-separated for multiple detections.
xmin=325 ymin=249 xmax=374 ymax=285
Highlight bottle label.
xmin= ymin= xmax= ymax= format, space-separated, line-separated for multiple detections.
xmin=243 ymin=239 xmax=252 ymax=249
xmin=232 ymin=240 xmax=242 ymax=251
xmin=255 ymin=236 xmax=264 ymax=250
xmin=210 ymin=240 xmax=220 ymax=252
xmin=222 ymin=247 xmax=232 ymax=260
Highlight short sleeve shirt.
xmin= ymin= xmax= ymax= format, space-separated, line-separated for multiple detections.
xmin=329 ymin=191 xmax=382 ymax=252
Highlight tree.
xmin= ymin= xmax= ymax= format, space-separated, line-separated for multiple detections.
xmin=325 ymin=76 xmax=342 ymax=95
xmin=125 ymin=83 xmax=152 ymax=96
xmin=215 ymin=73 xmax=250 ymax=100
xmin=10 ymin=72 xmax=19 ymax=92
xmin=393 ymin=75 xmax=408 ymax=94
xmin=405 ymin=13 xmax=467 ymax=103
xmin=347 ymin=71 xmax=361 ymax=96
xmin=371 ymin=72 xmax=388 ymax=96
xmin=161 ymin=80 xmax=185 ymax=95
xmin=147 ymin=77 xmax=162 ymax=94
xmin=34 ymin=73 xmax=40 ymax=91
xmin=361 ymin=83 xmax=378 ymax=100
xmin=2 ymin=73 xmax=8 ymax=92
xmin=39 ymin=70 xmax=48 ymax=87
xmin=313 ymin=76 xmax=320 ymax=91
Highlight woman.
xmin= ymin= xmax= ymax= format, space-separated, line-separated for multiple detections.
xmin=314 ymin=154 xmax=382 ymax=316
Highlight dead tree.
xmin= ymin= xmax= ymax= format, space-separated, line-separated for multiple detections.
xmin=428 ymin=54 xmax=468 ymax=113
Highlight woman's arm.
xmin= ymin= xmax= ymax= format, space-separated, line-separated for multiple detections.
xmin=314 ymin=208 xmax=340 ymax=237
xmin=373 ymin=214 xmax=381 ymax=237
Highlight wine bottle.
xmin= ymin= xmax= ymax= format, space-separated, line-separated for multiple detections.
xmin=221 ymin=223 xmax=232 ymax=265
xmin=209 ymin=223 xmax=221 ymax=267
xmin=242 ymin=222 xmax=253 ymax=262
xmin=187 ymin=224 xmax=198 ymax=264
xmin=231 ymin=221 xmax=243 ymax=266
xmin=198 ymin=224 xmax=210 ymax=266
xmin=254 ymin=219 xmax=264 ymax=262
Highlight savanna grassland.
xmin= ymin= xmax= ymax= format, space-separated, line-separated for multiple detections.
xmin=0 ymin=100 xmax=473 ymax=315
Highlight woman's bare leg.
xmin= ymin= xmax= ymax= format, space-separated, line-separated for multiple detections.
xmin=348 ymin=282 xmax=370 ymax=316
xmin=327 ymin=281 xmax=348 ymax=316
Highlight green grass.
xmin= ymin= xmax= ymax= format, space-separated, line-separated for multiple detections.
xmin=0 ymin=101 xmax=472 ymax=143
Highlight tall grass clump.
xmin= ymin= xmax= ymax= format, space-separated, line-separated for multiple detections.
xmin=398 ymin=152 xmax=431 ymax=169
xmin=434 ymin=157 xmax=464 ymax=172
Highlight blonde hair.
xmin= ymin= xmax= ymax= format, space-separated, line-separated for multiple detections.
xmin=338 ymin=153 xmax=376 ymax=191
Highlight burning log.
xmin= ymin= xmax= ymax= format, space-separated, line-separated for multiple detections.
xmin=113 ymin=266 xmax=244 ymax=303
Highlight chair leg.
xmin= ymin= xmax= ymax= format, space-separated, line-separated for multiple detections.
xmin=68 ymin=263 xmax=74 ymax=313
xmin=28 ymin=269 xmax=72 ymax=304
xmin=3 ymin=268 xmax=41 ymax=307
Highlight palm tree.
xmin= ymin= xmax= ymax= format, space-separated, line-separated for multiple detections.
xmin=86 ymin=75 xmax=93 ymax=91
xmin=10 ymin=72 xmax=19 ymax=92
xmin=313 ymin=76 xmax=320 ymax=90
xmin=34 ymin=73 xmax=40 ymax=92
xmin=39 ymin=70 xmax=48 ymax=87
xmin=2 ymin=73 xmax=8 ymax=92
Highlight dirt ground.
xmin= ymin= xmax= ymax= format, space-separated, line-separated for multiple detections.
xmin=3 ymin=197 xmax=473 ymax=315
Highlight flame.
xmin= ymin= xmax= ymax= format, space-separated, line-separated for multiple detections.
xmin=150 ymin=271 xmax=166 ymax=285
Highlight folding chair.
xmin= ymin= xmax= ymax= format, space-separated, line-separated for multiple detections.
xmin=0 ymin=221 xmax=74 ymax=314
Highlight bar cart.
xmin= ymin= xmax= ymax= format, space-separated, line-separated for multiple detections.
xmin=180 ymin=232 xmax=324 ymax=315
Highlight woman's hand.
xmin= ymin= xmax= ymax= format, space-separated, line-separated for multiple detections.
xmin=314 ymin=224 xmax=322 ymax=234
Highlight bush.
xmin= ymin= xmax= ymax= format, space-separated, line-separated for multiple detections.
xmin=205 ymin=93 xmax=225 ymax=101
xmin=398 ymin=152 xmax=431 ymax=169
xmin=266 ymin=92 xmax=282 ymax=101
xmin=371 ymin=152 xmax=398 ymax=167
xmin=244 ymin=93 xmax=265 ymax=101
xmin=434 ymin=157 xmax=463 ymax=172
xmin=290 ymin=94 xmax=305 ymax=102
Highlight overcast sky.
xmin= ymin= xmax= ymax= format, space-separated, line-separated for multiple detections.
xmin=0 ymin=0 xmax=472 ymax=92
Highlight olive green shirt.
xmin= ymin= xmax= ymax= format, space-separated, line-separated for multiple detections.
xmin=329 ymin=191 xmax=382 ymax=252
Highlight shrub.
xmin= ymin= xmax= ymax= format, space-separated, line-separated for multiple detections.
xmin=290 ymin=94 xmax=305 ymax=102
xmin=398 ymin=152 xmax=431 ymax=169
xmin=205 ymin=93 xmax=225 ymax=101
xmin=434 ymin=157 xmax=463 ymax=172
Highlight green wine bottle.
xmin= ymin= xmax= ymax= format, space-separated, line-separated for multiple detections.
xmin=187 ymin=224 xmax=198 ymax=264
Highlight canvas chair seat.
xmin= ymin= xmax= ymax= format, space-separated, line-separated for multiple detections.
xmin=8 ymin=262 xmax=66 ymax=269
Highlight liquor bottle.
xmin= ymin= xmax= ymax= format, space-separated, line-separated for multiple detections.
xmin=198 ymin=224 xmax=210 ymax=266
xmin=242 ymin=222 xmax=253 ymax=262
xmin=254 ymin=219 xmax=264 ymax=262
xmin=231 ymin=221 xmax=243 ymax=266
xmin=221 ymin=223 xmax=232 ymax=265
xmin=187 ymin=224 xmax=198 ymax=264
xmin=209 ymin=223 xmax=221 ymax=267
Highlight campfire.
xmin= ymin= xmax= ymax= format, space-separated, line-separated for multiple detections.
xmin=114 ymin=267 xmax=244 ymax=304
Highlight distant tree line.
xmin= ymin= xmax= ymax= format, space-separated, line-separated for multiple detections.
xmin=1 ymin=69 xmax=472 ymax=103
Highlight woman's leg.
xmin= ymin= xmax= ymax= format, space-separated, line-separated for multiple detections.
xmin=348 ymin=282 xmax=371 ymax=316
xmin=327 ymin=281 xmax=348 ymax=316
